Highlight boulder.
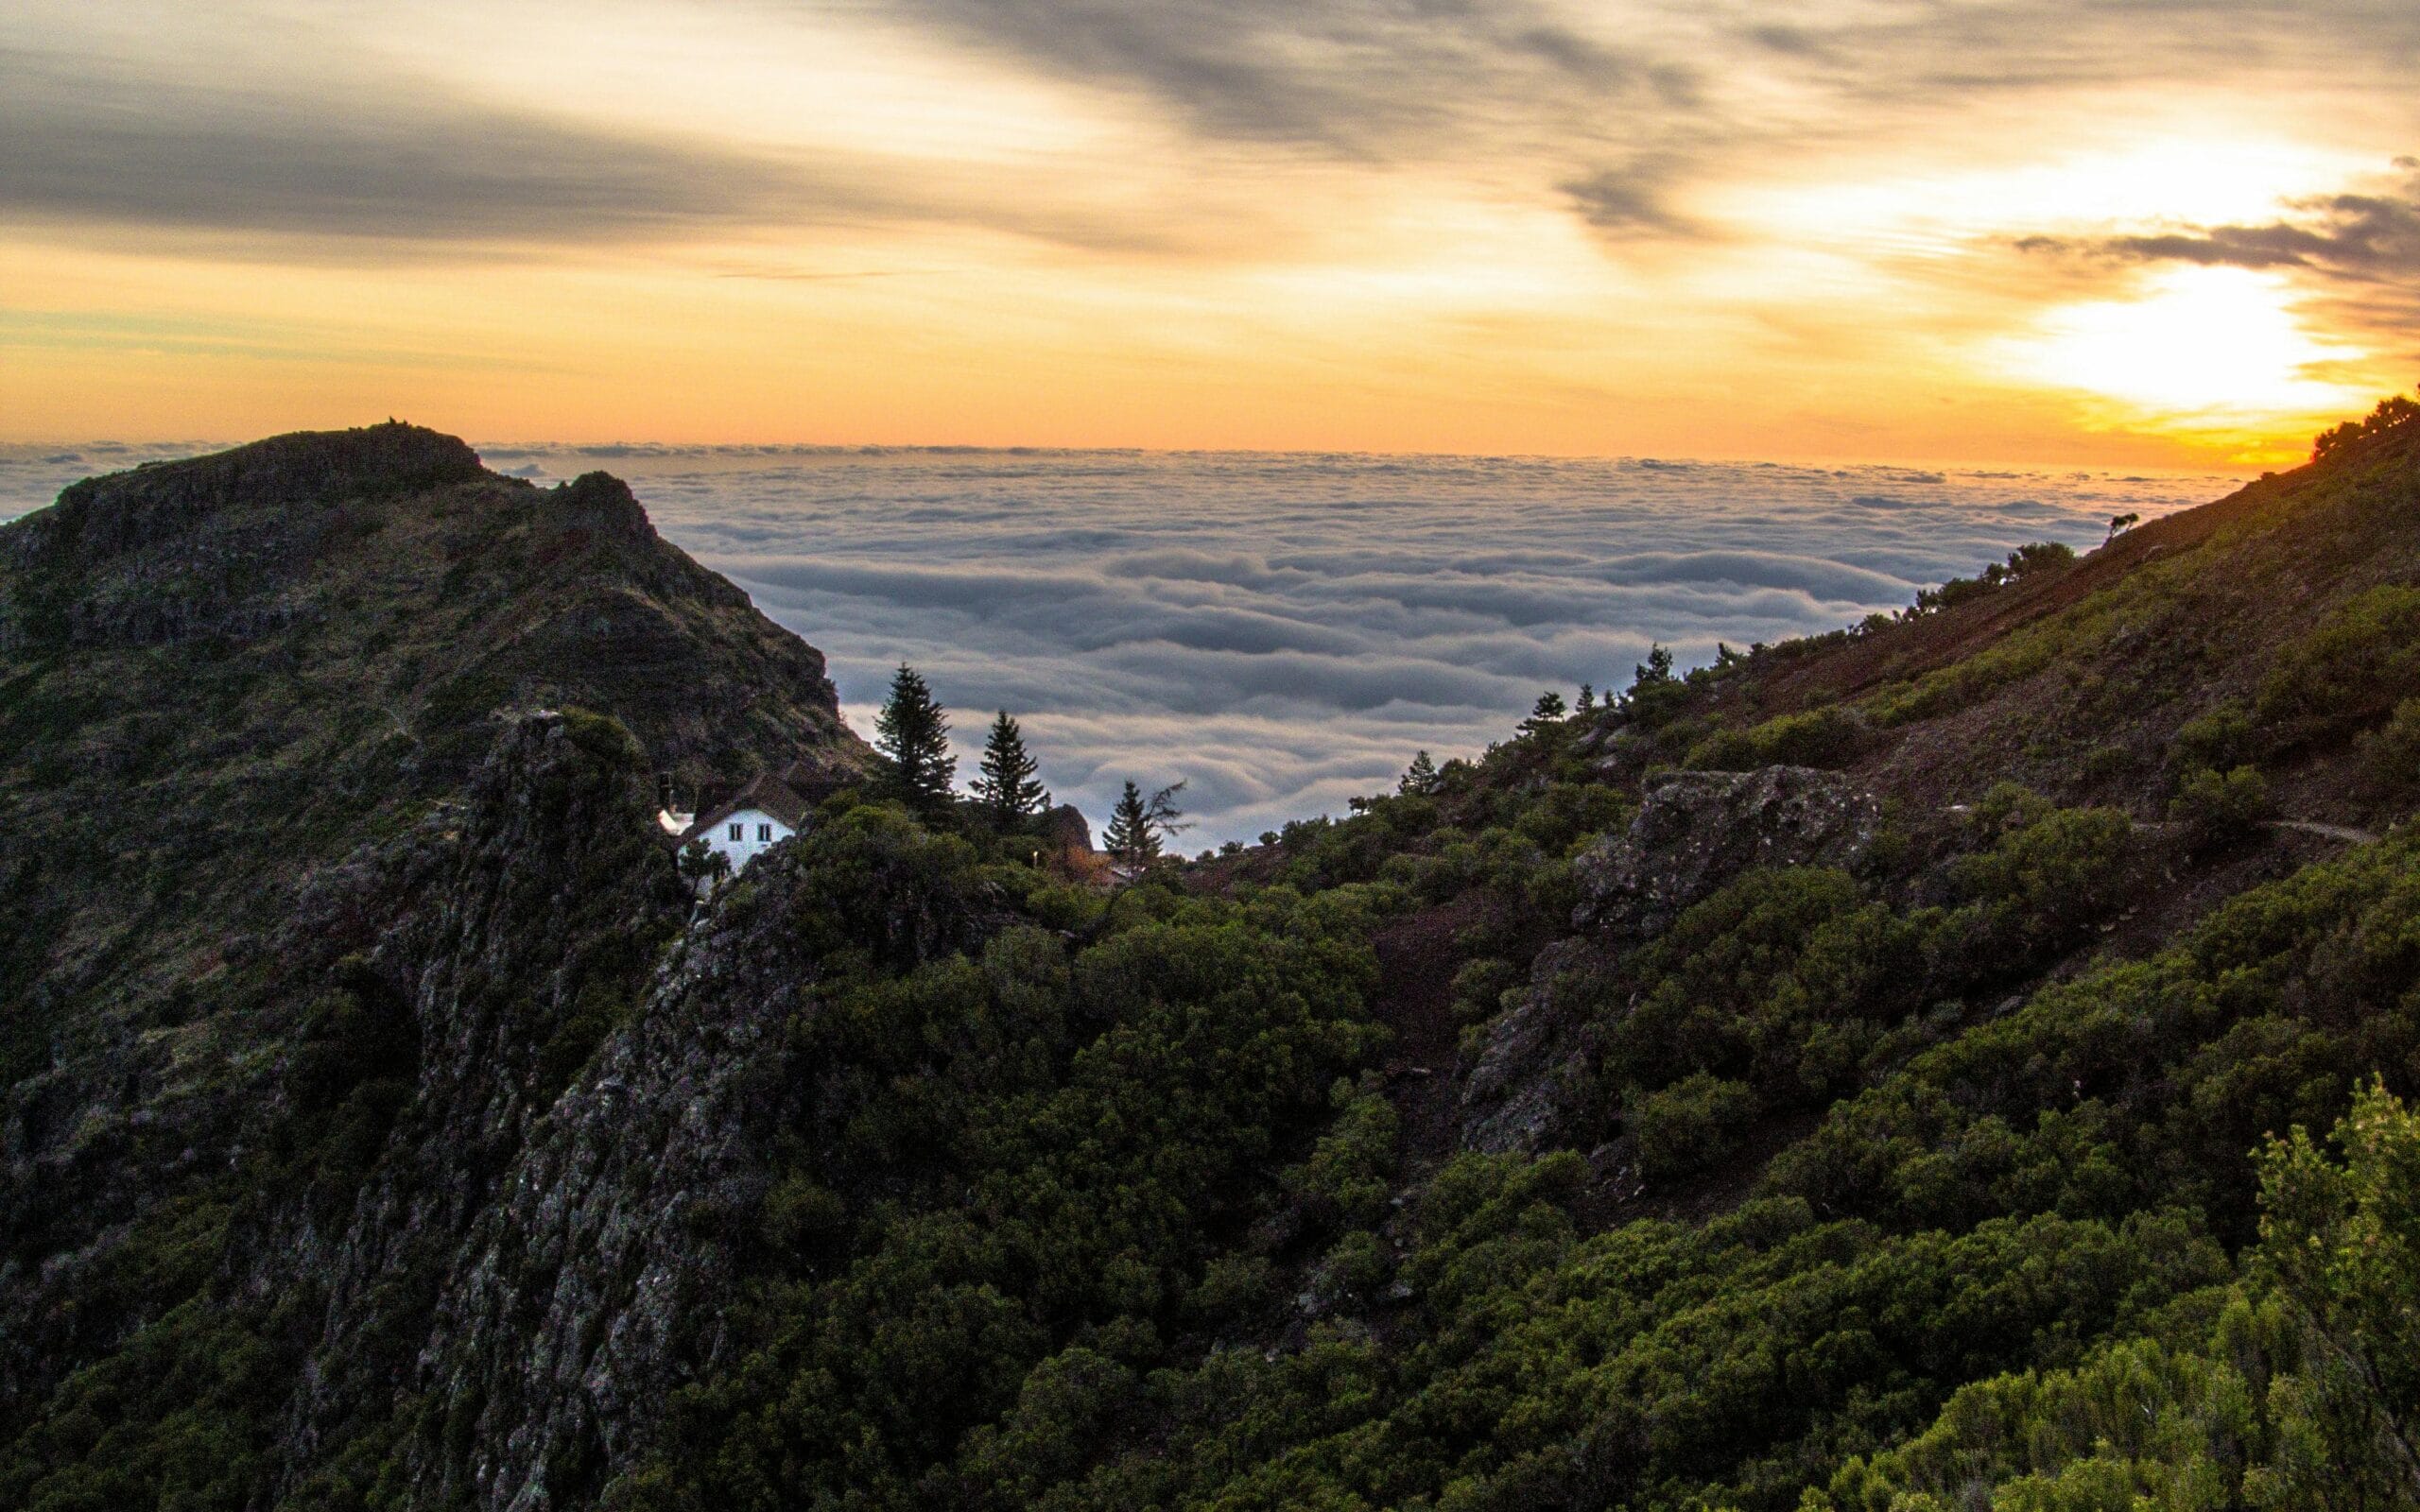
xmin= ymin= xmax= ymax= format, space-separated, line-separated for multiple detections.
xmin=1040 ymin=803 xmax=1094 ymax=854
xmin=1572 ymin=765 xmax=1880 ymax=937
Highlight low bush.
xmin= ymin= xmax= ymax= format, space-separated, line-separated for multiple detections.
xmin=1629 ymin=1072 xmax=1758 ymax=1179
xmin=2174 ymin=698 xmax=2256 ymax=771
xmin=2257 ymin=584 xmax=2420 ymax=728
xmin=2357 ymin=696 xmax=2420 ymax=794
xmin=2168 ymin=765 xmax=2272 ymax=851
xmin=1685 ymin=705 xmax=1866 ymax=771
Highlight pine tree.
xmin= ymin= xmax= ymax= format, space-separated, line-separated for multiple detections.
xmin=1104 ymin=780 xmax=1189 ymax=864
xmin=1103 ymin=781 xmax=1156 ymax=863
xmin=1522 ymin=689 xmax=1567 ymax=736
xmin=973 ymin=710 xmax=1047 ymax=826
xmin=873 ymin=663 xmax=955 ymax=811
xmin=1400 ymin=749 xmax=1440 ymax=796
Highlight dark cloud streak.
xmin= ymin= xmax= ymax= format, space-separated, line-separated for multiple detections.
xmin=2014 ymin=167 xmax=2420 ymax=349
xmin=869 ymin=0 xmax=1672 ymax=155
xmin=0 ymin=46 xmax=1207 ymax=254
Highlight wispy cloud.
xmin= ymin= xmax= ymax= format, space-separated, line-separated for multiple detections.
xmin=7 ymin=0 xmax=2419 ymax=452
xmin=0 ymin=55 xmax=808 ymax=245
xmin=873 ymin=0 xmax=1672 ymax=154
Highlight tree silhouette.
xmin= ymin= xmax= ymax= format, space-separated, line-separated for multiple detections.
xmin=973 ymin=710 xmax=1048 ymax=826
xmin=1104 ymin=782 xmax=1155 ymax=863
xmin=1104 ymin=780 xmax=1189 ymax=864
xmin=1634 ymin=644 xmax=1674 ymax=687
xmin=874 ymin=663 xmax=955 ymax=812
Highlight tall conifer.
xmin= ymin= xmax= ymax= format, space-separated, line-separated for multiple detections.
xmin=874 ymin=663 xmax=955 ymax=811
xmin=1103 ymin=781 xmax=1155 ymax=863
xmin=974 ymin=710 xmax=1047 ymax=826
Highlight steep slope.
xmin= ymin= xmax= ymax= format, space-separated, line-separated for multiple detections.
xmin=1097 ymin=416 xmax=2420 ymax=1508
xmin=0 ymin=422 xmax=856 ymax=1074
xmin=0 ymin=426 xmax=868 ymax=1501
xmin=6 ymin=410 xmax=2418 ymax=1512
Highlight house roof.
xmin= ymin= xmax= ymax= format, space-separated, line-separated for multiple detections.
xmin=680 ymin=771 xmax=812 ymax=842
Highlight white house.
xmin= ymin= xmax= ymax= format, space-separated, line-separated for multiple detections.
xmin=674 ymin=771 xmax=812 ymax=876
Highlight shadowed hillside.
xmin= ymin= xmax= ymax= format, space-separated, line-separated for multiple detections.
xmin=3 ymin=412 xmax=2417 ymax=1511
xmin=0 ymin=425 xmax=867 ymax=1503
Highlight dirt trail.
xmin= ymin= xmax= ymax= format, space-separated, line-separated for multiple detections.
xmin=2267 ymin=818 xmax=2381 ymax=845
xmin=1365 ymin=896 xmax=1483 ymax=1167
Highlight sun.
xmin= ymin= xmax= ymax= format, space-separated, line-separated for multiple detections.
xmin=1991 ymin=266 xmax=2374 ymax=433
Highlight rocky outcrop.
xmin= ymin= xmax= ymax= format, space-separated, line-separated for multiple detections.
xmin=1571 ymin=765 xmax=1880 ymax=937
xmin=9 ymin=422 xmax=483 ymax=569
xmin=225 ymin=710 xmax=841 ymax=1511
xmin=398 ymin=852 xmax=828 ymax=1510
xmin=1459 ymin=938 xmax=1596 ymax=1155
xmin=264 ymin=711 xmax=692 ymax=1495
xmin=1041 ymin=803 xmax=1094 ymax=854
xmin=1460 ymin=766 xmax=1880 ymax=1154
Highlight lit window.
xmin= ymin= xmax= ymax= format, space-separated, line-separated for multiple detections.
xmin=758 ymin=823 xmax=773 ymax=842
xmin=728 ymin=823 xmax=743 ymax=842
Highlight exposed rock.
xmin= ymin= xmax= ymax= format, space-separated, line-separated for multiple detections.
xmin=1459 ymin=939 xmax=1598 ymax=1155
xmin=0 ymin=427 xmax=871 ymax=1496
xmin=1572 ymin=765 xmax=1880 ymax=937
xmin=1041 ymin=802 xmax=1095 ymax=854
xmin=397 ymin=844 xmax=827 ymax=1510
xmin=8 ymin=421 xmax=483 ymax=570
xmin=1461 ymin=767 xmax=1879 ymax=1154
xmin=261 ymin=711 xmax=691 ymax=1498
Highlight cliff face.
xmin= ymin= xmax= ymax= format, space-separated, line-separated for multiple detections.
xmin=394 ymin=806 xmax=829 ymax=1510
xmin=0 ymin=427 xmax=869 ymax=1500
xmin=258 ymin=712 xmax=697 ymax=1503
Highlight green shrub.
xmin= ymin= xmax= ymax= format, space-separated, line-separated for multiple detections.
xmin=1817 ymin=1080 xmax=2420 ymax=1512
xmin=1628 ymin=1072 xmax=1758 ymax=1180
xmin=1943 ymin=799 xmax=2137 ymax=959
xmin=1282 ymin=1079 xmax=1400 ymax=1230
xmin=2356 ymin=696 xmax=2420 ymax=793
xmin=1449 ymin=957 xmax=1521 ymax=1025
xmin=2174 ymin=699 xmax=2256 ymax=771
xmin=1685 ymin=705 xmax=1866 ymax=771
xmin=2168 ymin=765 xmax=2272 ymax=850
xmin=2258 ymin=584 xmax=2420 ymax=727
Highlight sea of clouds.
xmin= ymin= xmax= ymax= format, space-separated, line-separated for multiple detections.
xmin=1 ymin=443 xmax=2234 ymax=847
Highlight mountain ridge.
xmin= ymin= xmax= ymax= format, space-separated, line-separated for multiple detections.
xmin=0 ymin=423 xmax=870 ymax=1488
xmin=3 ymin=414 xmax=2416 ymax=1510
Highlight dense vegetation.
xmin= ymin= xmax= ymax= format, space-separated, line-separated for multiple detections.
xmin=6 ymin=405 xmax=2420 ymax=1509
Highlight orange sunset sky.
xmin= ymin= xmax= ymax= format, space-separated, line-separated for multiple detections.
xmin=4 ymin=0 xmax=2417 ymax=467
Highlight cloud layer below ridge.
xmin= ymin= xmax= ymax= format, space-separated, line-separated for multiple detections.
xmin=471 ymin=446 xmax=2228 ymax=845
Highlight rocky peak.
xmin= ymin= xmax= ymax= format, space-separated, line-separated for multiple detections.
xmin=18 ymin=421 xmax=484 ymax=566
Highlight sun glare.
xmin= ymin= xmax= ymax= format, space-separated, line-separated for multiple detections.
xmin=1991 ymin=266 xmax=2373 ymax=427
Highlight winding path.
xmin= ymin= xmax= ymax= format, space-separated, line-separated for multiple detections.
xmin=2266 ymin=819 xmax=2382 ymax=846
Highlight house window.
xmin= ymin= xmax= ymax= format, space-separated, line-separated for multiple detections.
xmin=728 ymin=823 xmax=744 ymax=842
xmin=758 ymin=823 xmax=773 ymax=842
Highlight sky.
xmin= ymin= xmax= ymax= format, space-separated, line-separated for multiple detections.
xmin=4 ymin=1 xmax=2418 ymax=466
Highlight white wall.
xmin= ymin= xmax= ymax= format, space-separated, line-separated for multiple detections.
xmin=701 ymin=808 xmax=795 ymax=872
